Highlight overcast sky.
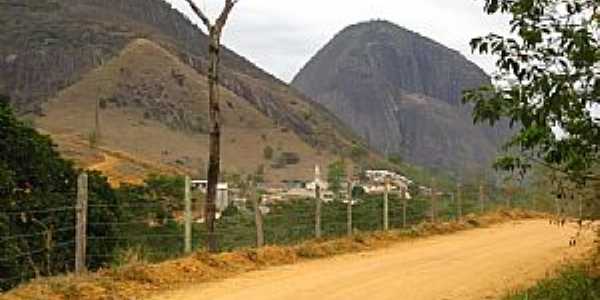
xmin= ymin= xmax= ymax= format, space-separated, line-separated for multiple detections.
xmin=165 ymin=0 xmax=511 ymax=82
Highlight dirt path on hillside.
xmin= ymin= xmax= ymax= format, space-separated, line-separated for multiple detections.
xmin=156 ymin=220 xmax=594 ymax=300
xmin=88 ymin=153 xmax=120 ymax=174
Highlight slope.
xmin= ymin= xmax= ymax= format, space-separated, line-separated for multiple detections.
xmin=36 ymin=39 xmax=335 ymax=184
xmin=292 ymin=20 xmax=511 ymax=172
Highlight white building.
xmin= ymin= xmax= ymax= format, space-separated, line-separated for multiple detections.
xmin=191 ymin=180 xmax=230 ymax=212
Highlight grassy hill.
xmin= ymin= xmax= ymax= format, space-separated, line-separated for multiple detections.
xmin=35 ymin=39 xmax=340 ymax=184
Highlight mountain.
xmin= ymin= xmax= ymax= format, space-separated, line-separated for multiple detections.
xmin=292 ymin=20 xmax=510 ymax=172
xmin=0 ymin=0 xmax=370 ymax=184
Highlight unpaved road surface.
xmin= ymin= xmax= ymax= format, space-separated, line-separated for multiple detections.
xmin=157 ymin=220 xmax=594 ymax=300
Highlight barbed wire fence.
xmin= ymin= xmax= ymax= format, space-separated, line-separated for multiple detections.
xmin=1 ymin=171 xmax=538 ymax=292
xmin=0 ymin=193 xmax=78 ymax=291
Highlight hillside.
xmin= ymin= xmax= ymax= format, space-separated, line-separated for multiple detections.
xmin=0 ymin=0 xmax=370 ymax=184
xmin=292 ymin=20 xmax=511 ymax=172
xmin=35 ymin=39 xmax=338 ymax=184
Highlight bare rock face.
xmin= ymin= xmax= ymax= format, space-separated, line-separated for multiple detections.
xmin=292 ymin=20 xmax=511 ymax=172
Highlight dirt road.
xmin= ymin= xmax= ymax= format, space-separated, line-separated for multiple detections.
xmin=156 ymin=220 xmax=593 ymax=300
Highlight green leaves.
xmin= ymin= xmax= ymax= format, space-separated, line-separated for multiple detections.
xmin=466 ymin=0 xmax=600 ymax=182
xmin=0 ymin=96 xmax=120 ymax=289
xmin=327 ymin=159 xmax=347 ymax=199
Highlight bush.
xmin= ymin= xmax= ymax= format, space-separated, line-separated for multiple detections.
xmin=99 ymin=98 xmax=107 ymax=109
xmin=0 ymin=96 xmax=120 ymax=290
xmin=278 ymin=152 xmax=300 ymax=165
xmin=350 ymin=142 xmax=368 ymax=161
xmin=263 ymin=145 xmax=274 ymax=160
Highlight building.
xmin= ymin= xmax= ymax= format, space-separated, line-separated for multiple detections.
xmin=191 ymin=180 xmax=230 ymax=212
xmin=365 ymin=170 xmax=413 ymax=186
xmin=361 ymin=170 xmax=413 ymax=199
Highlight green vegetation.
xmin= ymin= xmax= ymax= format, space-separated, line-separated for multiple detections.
xmin=467 ymin=0 xmax=599 ymax=182
xmin=263 ymin=145 xmax=274 ymax=160
xmin=0 ymin=95 xmax=120 ymax=290
xmin=506 ymin=265 xmax=600 ymax=300
xmin=82 ymin=186 xmax=482 ymax=261
xmin=349 ymin=142 xmax=368 ymax=161
xmin=327 ymin=159 xmax=347 ymax=199
xmin=272 ymin=151 xmax=301 ymax=169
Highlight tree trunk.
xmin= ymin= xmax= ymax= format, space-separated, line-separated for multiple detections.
xmin=205 ymin=31 xmax=222 ymax=252
xmin=183 ymin=0 xmax=237 ymax=253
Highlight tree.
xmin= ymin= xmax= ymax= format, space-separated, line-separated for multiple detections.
xmin=327 ymin=159 xmax=347 ymax=200
xmin=184 ymin=0 xmax=239 ymax=252
xmin=465 ymin=0 xmax=599 ymax=183
xmin=0 ymin=95 xmax=119 ymax=290
xmin=263 ymin=145 xmax=274 ymax=160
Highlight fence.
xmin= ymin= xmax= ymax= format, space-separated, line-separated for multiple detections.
xmin=1 ymin=173 xmax=533 ymax=292
xmin=0 ymin=196 xmax=77 ymax=291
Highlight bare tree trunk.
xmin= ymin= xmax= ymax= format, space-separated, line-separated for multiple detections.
xmin=184 ymin=0 xmax=238 ymax=253
xmin=205 ymin=32 xmax=221 ymax=252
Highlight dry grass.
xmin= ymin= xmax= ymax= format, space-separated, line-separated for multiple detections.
xmin=0 ymin=209 xmax=545 ymax=300
xmin=34 ymin=39 xmax=340 ymax=185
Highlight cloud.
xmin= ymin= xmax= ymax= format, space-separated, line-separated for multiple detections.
xmin=166 ymin=0 xmax=512 ymax=82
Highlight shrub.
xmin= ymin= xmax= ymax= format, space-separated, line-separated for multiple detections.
xmin=278 ymin=152 xmax=300 ymax=165
xmin=263 ymin=146 xmax=274 ymax=160
xmin=0 ymin=95 xmax=120 ymax=290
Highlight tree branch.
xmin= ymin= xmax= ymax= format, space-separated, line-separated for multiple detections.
xmin=184 ymin=0 xmax=211 ymax=29
xmin=214 ymin=0 xmax=238 ymax=36
xmin=524 ymin=154 xmax=600 ymax=182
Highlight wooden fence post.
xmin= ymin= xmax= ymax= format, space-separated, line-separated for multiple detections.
xmin=505 ymin=186 xmax=512 ymax=209
xmin=479 ymin=184 xmax=485 ymax=214
xmin=401 ymin=187 xmax=407 ymax=228
xmin=75 ymin=172 xmax=88 ymax=274
xmin=315 ymin=184 xmax=322 ymax=239
xmin=314 ymin=165 xmax=322 ymax=239
xmin=430 ymin=181 xmax=437 ymax=223
xmin=184 ymin=176 xmax=192 ymax=254
xmin=252 ymin=183 xmax=264 ymax=247
xmin=347 ymin=180 xmax=353 ymax=236
xmin=383 ymin=176 xmax=390 ymax=231
xmin=457 ymin=183 xmax=463 ymax=221
xmin=579 ymin=194 xmax=583 ymax=220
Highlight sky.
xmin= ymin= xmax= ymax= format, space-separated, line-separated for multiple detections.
xmin=165 ymin=0 xmax=512 ymax=83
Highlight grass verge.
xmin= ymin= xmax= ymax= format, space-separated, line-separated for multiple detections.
xmin=506 ymin=254 xmax=600 ymax=300
xmin=1 ymin=210 xmax=543 ymax=300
